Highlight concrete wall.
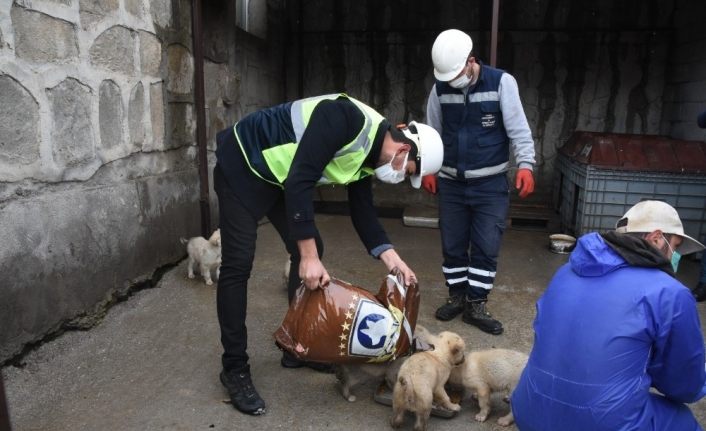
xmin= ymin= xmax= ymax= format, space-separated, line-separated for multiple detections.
xmin=284 ymin=0 xmax=679 ymax=199
xmin=662 ymin=0 xmax=706 ymax=141
xmin=0 ymin=0 xmax=285 ymax=363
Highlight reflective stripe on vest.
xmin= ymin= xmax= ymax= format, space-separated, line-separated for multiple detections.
xmin=257 ymin=93 xmax=384 ymax=186
xmin=436 ymin=64 xmax=509 ymax=178
xmin=439 ymin=91 xmax=499 ymax=105
xmin=439 ymin=161 xmax=509 ymax=179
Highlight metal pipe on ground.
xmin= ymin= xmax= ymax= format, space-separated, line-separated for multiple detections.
xmin=402 ymin=205 xmax=439 ymax=229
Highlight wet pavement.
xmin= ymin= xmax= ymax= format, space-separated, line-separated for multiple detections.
xmin=3 ymin=214 xmax=706 ymax=430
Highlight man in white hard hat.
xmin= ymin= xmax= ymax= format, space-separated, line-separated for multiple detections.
xmin=213 ymin=93 xmax=443 ymax=416
xmin=513 ymin=200 xmax=706 ymax=430
xmin=423 ymin=29 xmax=536 ymax=335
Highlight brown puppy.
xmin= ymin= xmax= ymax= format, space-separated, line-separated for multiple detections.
xmin=336 ymin=325 xmax=433 ymax=402
xmin=391 ymin=331 xmax=466 ymax=431
xmin=448 ymin=348 xmax=528 ymax=426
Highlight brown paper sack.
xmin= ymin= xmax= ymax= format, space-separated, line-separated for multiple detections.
xmin=273 ymin=269 xmax=420 ymax=364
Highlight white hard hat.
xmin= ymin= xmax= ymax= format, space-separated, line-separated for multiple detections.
xmin=615 ymin=200 xmax=705 ymax=255
xmin=400 ymin=121 xmax=444 ymax=189
xmin=431 ymin=29 xmax=473 ymax=81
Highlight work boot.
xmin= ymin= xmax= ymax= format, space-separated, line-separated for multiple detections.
xmin=693 ymin=283 xmax=706 ymax=302
xmin=220 ymin=369 xmax=266 ymax=415
xmin=281 ymin=351 xmax=335 ymax=374
xmin=462 ymin=299 xmax=504 ymax=335
xmin=435 ymin=294 xmax=466 ymax=321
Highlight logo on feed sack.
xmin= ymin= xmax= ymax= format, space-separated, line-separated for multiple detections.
xmin=358 ymin=313 xmax=387 ymax=349
xmin=349 ymin=299 xmax=393 ymax=357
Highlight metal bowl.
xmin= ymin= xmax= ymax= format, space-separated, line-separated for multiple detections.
xmin=549 ymin=234 xmax=577 ymax=254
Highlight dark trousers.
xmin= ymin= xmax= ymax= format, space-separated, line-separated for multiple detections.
xmin=213 ymin=165 xmax=323 ymax=373
xmin=438 ymin=174 xmax=509 ymax=300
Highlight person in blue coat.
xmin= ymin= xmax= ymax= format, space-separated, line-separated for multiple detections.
xmin=512 ymin=200 xmax=706 ymax=431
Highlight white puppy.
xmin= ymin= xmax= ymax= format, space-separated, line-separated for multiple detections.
xmin=448 ymin=348 xmax=528 ymax=426
xmin=180 ymin=229 xmax=221 ymax=285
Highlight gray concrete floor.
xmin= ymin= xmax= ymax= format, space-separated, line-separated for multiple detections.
xmin=3 ymin=214 xmax=706 ymax=430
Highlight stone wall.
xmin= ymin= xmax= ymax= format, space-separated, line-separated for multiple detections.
xmin=0 ymin=0 xmax=285 ymax=363
xmin=284 ymin=0 xmax=680 ymax=199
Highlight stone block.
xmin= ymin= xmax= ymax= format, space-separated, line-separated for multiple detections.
xmin=90 ymin=26 xmax=136 ymax=75
xmin=11 ymin=5 xmax=78 ymax=63
xmin=129 ymin=82 xmax=145 ymax=149
xmin=204 ymin=61 xmax=227 ymax=102
xmin=139 ymin=31 xmax=162 ymax=76
xmin=150 ymin=0 xmax=172 ymax=28
xmin=48 ymin=78 xmax=94 ymax=167
xmin=202 ymin=1 xmax=229 ymax=63
xmin=99 ymin=80 xmax=124 ymax=152
xmin=0 ymin=75 xmax=40 ymax=166
xmin=79 ymin=0 xmax=119 ymax=28
xmin=149 ymin=82 xmax=165 ymax=151
xmin=167 ymin=102 xmax=195 ymax=149
xmin=174 ymin=0 xmax=193 ymax=36
xmin=203 ymin=61 xmax=237 ymax=139
xmin=166 ymin=43 xmax=193 ymax=94
xmin=125 ymin=0 xmax=144 ymax=18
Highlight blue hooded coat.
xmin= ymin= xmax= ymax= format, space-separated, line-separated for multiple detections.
xmin=512 ymin=232 xmax=706 ymax=431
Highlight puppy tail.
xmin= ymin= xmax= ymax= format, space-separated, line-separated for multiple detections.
xmin=180 ymin=237 xmax=189 ymax=245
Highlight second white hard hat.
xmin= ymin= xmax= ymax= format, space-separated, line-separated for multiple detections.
xmin=400 ymin=121 xmax=444 ymax=189
xmin=431 ymin=29 xmax=473 ymax=81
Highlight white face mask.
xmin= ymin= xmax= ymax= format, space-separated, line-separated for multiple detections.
xmin=449 ymin=72 xmax=472 ymax=89
xmin=374 ymin=152 xmax=408 ymax=184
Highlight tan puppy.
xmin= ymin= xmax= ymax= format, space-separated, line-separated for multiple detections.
xmin=391 ymin=331 xmax=466 ymax=431
xmin=336 ymin=356 xmax=405 ymax=402
xmin=180 ymin=229 xmax=221 ymax=286
xmin=448 ymin=348 xmax=528 ymax=426
xmin=336 ymin=325 xmax=433 ymax=402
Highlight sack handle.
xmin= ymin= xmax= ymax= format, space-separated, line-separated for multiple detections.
xmin=386 ymin=273 xmax=413 ymax=346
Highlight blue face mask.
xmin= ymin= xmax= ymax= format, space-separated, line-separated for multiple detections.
xmin=671 ymin=251 xmax=682 ymax=273
xmin=662 ymin=234 xmax=681 ymax=273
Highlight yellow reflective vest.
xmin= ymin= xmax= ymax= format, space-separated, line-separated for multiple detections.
xmin=233 ymin=93 xmax=385 ymax=187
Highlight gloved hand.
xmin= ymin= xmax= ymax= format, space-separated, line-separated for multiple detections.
xmin=515 ymin=168 xmax=535 ymax=198
xmin=421 ymin=175 xmax=437 ymax=194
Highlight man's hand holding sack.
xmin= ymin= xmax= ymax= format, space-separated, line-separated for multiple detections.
xmin=274 ymin=269 xmax=420 ymax=364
